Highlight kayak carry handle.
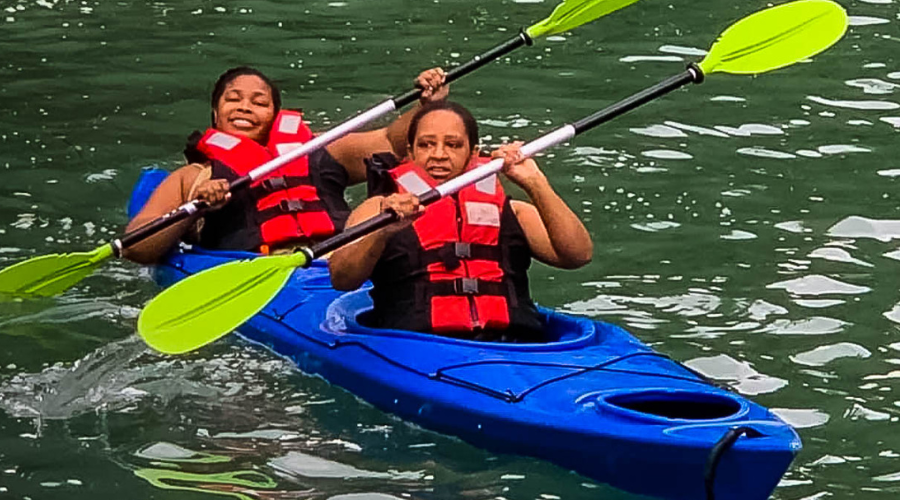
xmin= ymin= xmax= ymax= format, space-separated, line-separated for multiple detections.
xmin=704 ymin=425 xmax=764 ymax=500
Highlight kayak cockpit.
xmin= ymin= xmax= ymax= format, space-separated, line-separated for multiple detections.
xmin=592 ymin=388 xmax=749 ymax=423
xmin=324 ymin=289 xmax=599 ymax=349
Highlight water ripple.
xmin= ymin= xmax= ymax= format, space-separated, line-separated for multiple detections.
xmin=757 ymin=317 xmax=849 ymax=335
xmin=629 ymin=124 xmax=687 ymax=138
xmin=658 ymin=45 xmax=707 ymax=57
xmin=808 ymin=247 xmax=874 ymax=267
xmin=776 ymin=221 xmax=813 ymax=234
xmin=715 ymin=124 xmax=784 ymax=137
xmin=845 ymin=78 xmax=899 ymax=95
xmin=817 ymin=144 xmax=871 ymax=155
xmin=807 ymin=95 xmax=900 ymax=110
xmin=767 ymin=275 xmax=871 ymax=296
xmin=848 ymin=16 xmax=891 ymax=26
xmin=664 ymin=121 xmax=730 ymax=138
xmin=771 ymin=408 xmax=830 ymax=429
xmin=737 ymin=147 xmax=796 ymax=159
xmin=270 ymin=451 xmax=424 ymax=481
xmin=640 ymin=149 xmax=692 ymax=160
xmin=844 ymin=403 xmax=890 ymax=421
xmin=790 ymin=343 xmax=872 ymax=367
xmin=684 ymin=354 xmax=787 ymax=396
xmin=619 ymin=55 xmax=682 ymax=63
xmin=828 ymin=216 xmax=900 ymax=242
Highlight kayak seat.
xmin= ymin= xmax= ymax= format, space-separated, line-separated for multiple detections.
xmin=326 ymin=289 xmax=599 ymax=349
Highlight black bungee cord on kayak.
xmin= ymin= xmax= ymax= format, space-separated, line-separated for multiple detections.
xmin=704 ymin=426 xmax=763 ymax=500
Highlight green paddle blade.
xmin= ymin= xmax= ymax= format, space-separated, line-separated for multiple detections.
xmin=138 ymin=252 xmax=307 ymax=354
xmin=699 ymin=0 xmax=848 ymax=76
xmin=526 ymin=0 xmax=643 ymax=39
xmin=0 ymin=244 xmax=114 ymax=298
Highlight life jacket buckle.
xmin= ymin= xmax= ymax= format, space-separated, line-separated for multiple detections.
xmin=454 ymin=278 xmax=479 ymax=295
xmin=262 ymin=176 xmax=288 ymax=192
xmin=279 ymin=199 xmax=305 ymax=213
xmin=454 ymin=242 xmax=471 ymax=259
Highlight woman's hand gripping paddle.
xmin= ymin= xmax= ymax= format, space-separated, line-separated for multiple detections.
xmin=138 ymin=0 xmax=848 ymax=355
xmin=0 ymin=0 xmax=643 ymax=300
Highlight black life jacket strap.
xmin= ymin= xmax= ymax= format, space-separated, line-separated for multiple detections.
xmin=257 ymin=199 xmax=327 ymax=221
xmin=250 ymin=175 xmax=312 ymax=198
xmin=420 ymin=242 xmax=503 ymax=271
xmin=428 ymin=278 xmax=509 ymax=297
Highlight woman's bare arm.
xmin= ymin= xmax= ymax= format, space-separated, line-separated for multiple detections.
xmin=123 ymin=164 xmax=229 ymax=264
xmin=328 ymin=193 xmax=421 ymax=290
xmin=494 ymin=144 xmax=593 ymax=269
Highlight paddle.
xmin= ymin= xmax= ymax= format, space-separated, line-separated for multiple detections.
xmin=138 ymin=0 xmax=848 ymax=355
xmin=0 ymin=0 xmax=640 ymax=300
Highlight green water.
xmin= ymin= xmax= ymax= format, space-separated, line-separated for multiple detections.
xmin=1 ymin=0 xmax=899 ymax=498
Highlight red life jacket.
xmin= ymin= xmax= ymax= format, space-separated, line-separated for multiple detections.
xmin=368 ymin=157 xmax=543 ymax=339
xmin=194 ymin=110 xmax=335 ymax=250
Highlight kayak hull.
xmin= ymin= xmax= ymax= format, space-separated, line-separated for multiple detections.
xmin=153 ymin=247 xmax=801 ymax=500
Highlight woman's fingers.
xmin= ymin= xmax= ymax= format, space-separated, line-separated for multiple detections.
xmin=492 ymin=141 xmax=526 ymax=169
xmin=196 ymin=179 xmax=231 ymax=209
xmin=381 ymin=194 xmax=422 ymax=220
xmin=416 ymin=67 xmax=448 ymax=103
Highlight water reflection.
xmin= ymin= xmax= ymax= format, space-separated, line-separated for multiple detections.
xmin=807 ymin=95 xmax=900 ymax=110
xmin=767 ymin=275 xmax=871 ymax=296
xmin=269 ymin=452 xmax=424 ymax=481
xmin=790 ymin=343 xmax=872 ymax=367
xmin=828 ymin=216 xmax=900 ymax=241
xmin=770 ymin=409 xmax=830 ymax=429
xmin=845 ymin=78 xmax=899 ymax=94
xmin=685 ymin=354 xmax=787 ymax=395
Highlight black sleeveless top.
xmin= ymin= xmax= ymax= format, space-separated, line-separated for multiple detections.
xmin=364 ymin=153 xmax=545 ymax=342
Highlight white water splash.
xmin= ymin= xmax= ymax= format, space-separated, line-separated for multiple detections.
xmin=0 ymin=337 xmax=296 ymax=421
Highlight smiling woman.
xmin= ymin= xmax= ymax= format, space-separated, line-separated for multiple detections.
xmin=212 ymin=69 xmax=279 ymax=144
xmin=124 ymin=65 xmax=449 ymax=263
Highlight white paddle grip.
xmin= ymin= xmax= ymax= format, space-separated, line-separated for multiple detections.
xmin=437 ymin=124 xmax=576 ymax=197
xmin=248 ymin=99 xmax=398 ymax=181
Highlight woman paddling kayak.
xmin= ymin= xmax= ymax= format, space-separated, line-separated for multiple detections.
xmin=329 ymin=101 xmax=593 ymax=342
xmin=125 ymin=66 xmax=449 ymax=263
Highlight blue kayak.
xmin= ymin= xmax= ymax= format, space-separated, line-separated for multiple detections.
xmin=132 ymin=168 xmax=801 ymax=500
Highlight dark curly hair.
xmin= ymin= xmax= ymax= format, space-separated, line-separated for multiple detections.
xmin=407 ymin=100 xmax=479 ymax=154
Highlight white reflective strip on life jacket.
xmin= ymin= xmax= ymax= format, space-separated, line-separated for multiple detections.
xmin=475 ymin=174 xmax=497 ymax=195
xmin=465 ymin=201 xmax=501 ymax=227
xmin=275 ymin=142 xmax=305 ymax=156
xmin=206 ymin=132 xmax=241 ymax=151
xmin=396 ymin=171 xmax=432 ymax=196
xmin=278 ymin=114 xmax=302 ymax=134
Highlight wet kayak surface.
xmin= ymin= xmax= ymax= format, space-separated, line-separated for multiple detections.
xmin=149 ymin=245 xmax=800 ymax=500
xmin=1 ymin=0 xmax=899 ymax=499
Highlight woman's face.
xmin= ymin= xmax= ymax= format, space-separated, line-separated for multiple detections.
xmin=214 ymin=75 xmax=276 ymax=143
xmin=410 ymin=109 xmax=475 ymax=183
